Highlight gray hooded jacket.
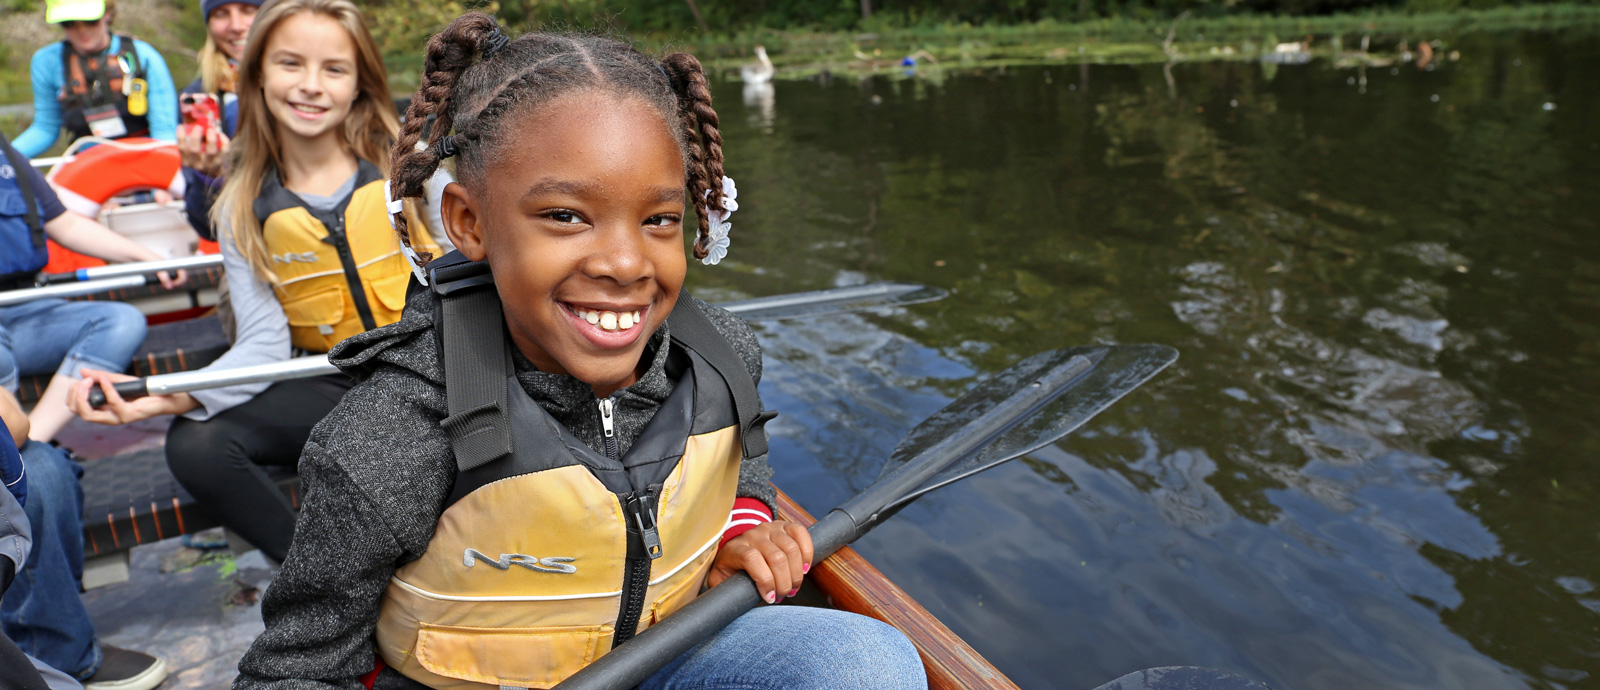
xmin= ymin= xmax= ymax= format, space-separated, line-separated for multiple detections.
xmin=233 ymin=284 xmax=776 ymax=689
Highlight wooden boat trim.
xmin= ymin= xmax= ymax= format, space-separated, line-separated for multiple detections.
xmin=775 ymin=489 xmax=1020 ymax=690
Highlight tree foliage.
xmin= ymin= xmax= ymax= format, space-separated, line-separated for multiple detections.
xmin=484 ymin=0 xmax=1567 ymax=35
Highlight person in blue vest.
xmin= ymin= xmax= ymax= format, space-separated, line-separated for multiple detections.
xmin=0 ymin=131 xmax=179 ymax=444
xmin=9 ymin=0 xmax=178 ymax=160
xmin=176 ymin=0 xmax=258 ymax=241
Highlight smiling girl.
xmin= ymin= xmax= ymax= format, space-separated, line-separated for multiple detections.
xmin=232 ymin=14 xmax=926 ymax=690
xmin=69 ymin=0 xmax=436 ymax=565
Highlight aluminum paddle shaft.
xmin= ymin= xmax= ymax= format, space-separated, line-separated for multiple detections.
xmin=88 ymin=355 xmax=336 ymax=407
xmin=37 ymin=254 xmax=222 ymax=285
xmin=0 ymin=275 xmax=152 ymax=307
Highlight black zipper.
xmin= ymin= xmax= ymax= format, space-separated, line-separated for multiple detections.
xmin=321 ymin=215 xmax=378 ymax=331
xmin=602 ymin=397 xmax=663 ymax=649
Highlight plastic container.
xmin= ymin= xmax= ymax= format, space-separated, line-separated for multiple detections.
xmin=100 ymin=201 xmax=200 ymax=259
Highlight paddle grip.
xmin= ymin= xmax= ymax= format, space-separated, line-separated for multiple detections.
xmin=553 ymin=510 xmax=859 ymax=690
xmin=38 ymin=272 xmax=81 ymax=285
xmin=88 ymin=380 xmax=150 ymax=408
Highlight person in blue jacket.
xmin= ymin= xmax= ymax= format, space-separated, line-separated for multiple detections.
xmin=2 ymin=386 xmax=167 ymax=690
xmin=10 ymin=0 xmax=178 ymax=159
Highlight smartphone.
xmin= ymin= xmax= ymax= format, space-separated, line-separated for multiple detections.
xmin=180 ymin=93 xmax=222 ymax=136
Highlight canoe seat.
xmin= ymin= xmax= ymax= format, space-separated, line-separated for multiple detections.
xmin=15 ymin=313 xmax=230 ymax=404
xmin=78 ymin=445 xmax=300 ymax=559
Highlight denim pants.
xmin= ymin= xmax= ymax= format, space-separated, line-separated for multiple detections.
xmin=0 ymin=442 xmax=100 ymax=680
xmin=638 ymin=606 xmax=927 ymax=690
xmin=0 ymin=298 xmax=148 ymax=391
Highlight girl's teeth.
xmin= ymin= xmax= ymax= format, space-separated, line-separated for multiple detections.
xmin=574 ymin=307 xmax=643 ymax=332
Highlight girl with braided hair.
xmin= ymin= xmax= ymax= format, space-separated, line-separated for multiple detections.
xmin=68 ymin=0 xmax=439 ymax=565
xmin=233 ymin=14 xmax=926 ymax=690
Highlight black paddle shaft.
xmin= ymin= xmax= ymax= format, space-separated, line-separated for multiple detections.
xmin=555 ymin=510 xmax=859 ymax=690
xmin=557 ymin=354 xmax=1098 ymax=690
xmin=86 ymin=380 xmax=150 ymax=408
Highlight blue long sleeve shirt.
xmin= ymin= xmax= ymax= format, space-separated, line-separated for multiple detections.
xmin=12 ymin=36 xmax=178 ymax=159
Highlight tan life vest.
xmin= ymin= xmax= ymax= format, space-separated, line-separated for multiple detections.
xmin=254 ymin=160 xmax=439 ymax=352
xmin=374 ymin=254 xmax=772 ymax=689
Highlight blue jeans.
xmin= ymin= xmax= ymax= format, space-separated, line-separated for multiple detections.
xmin=0 ymin=442 xmax=100 ymax=680
xmin=638 ymin=606 xmax=927 ymax=690
xmin=0 ymin=298 xmax=147 ymax=391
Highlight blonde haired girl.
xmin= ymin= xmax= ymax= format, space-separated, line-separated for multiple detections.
xmin=70 ymin=0 xmax=437 ymax=564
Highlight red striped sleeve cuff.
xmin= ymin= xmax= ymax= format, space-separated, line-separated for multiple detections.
xmin=720 ymin=497 xmax=773 ymax=547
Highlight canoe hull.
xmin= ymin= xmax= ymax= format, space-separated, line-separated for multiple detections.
xmin=775 ymin=490 xmax=1021 ymax=690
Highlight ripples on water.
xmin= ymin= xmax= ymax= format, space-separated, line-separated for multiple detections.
xmin=688 ymin=28 xmax=1600 ymax=690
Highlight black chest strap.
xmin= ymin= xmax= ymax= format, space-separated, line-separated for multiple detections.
xmin=60 ymin=37 xmax=139 ymax=103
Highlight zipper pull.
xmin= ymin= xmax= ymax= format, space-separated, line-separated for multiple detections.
xmin=598 ymin=398 xmax=615 ymax=439
xmin=626 ymin=492 xmax=663 ymax=560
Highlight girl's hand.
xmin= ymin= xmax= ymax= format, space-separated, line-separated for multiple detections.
xmin=68 ymin=368 xmax=199 ymax=425
xmin=707 ymin=520 xmax=814 ymax=604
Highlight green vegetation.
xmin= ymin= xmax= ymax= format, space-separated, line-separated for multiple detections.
xmin=3 ymin=0 xmax=1596 ymax=103
xmin=677 ymin=3 xmax=1600 ymax=78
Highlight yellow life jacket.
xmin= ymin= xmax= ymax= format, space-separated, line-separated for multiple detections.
xmin=254 ymin=160 xmax=439 ymax=352
xmin=373 ymin=253 xmax=772 ymax=689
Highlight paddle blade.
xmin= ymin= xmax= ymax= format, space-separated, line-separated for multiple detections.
xmin=877 ymin=345 xmax=1178 ymax=500
xmin=717 ymin=283 xmax=947 ymax=321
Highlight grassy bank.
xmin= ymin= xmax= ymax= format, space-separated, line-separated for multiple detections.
xmin=5 ymin=1 xmax=1598 ymax=104
xmin=665 ymin=3 xmax=1600 ymax=79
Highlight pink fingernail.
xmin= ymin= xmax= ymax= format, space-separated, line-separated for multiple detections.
xmin=788 ymin=589 xmax=798 ymax=597
xmin=802 ymin=563 xmax=811 ymax=574
xmin=765 ymin=591 xmax=776 ymax=604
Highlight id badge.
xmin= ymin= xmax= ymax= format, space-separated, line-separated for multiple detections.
xmin=85 ymin=105 xmax=129 ymax=138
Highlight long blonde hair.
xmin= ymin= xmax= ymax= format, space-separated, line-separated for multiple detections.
xmin=212 ymin=0 xmax=398 ymax=285
xmin=196 ymin=36 xmax=236 ymax=94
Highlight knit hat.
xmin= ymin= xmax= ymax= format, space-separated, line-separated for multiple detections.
xmin=200 ymin=0 xmax=262 ymax=21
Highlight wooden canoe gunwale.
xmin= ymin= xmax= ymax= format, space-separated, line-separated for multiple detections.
xmin=774 ymin=490 xmax=1020 ymax=690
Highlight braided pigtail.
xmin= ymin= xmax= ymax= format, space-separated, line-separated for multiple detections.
xmin=389 ymin=12 xmax=505 ymax=264
xmin=661 ymin=53 xmax=724 ymax=260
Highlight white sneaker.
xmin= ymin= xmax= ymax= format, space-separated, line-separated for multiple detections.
xmin=83 ymin=645 xmax=167 ymax=690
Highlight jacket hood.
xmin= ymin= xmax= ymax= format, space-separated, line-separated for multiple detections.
xmin=328 ymin=279 xmax=442 ymax=385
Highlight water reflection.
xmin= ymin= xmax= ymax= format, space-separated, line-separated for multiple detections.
xmin=742 ymin=81 xmax=775 ymax=130
xmin=695 ymin=26 xmax=1600 ymax=690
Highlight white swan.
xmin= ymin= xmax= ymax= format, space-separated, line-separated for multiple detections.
xmin=740 ymin=45 xmax=774 ymax=84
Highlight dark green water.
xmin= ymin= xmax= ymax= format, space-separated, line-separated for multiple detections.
xmin=688 ymin=28 xmax=1600 ymax=690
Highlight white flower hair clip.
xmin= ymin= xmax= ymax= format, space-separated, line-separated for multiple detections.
xmin=384 ymin=179 xmax=430 ymax=286
xmin=701 ymin=176 xmax=737 ymax=266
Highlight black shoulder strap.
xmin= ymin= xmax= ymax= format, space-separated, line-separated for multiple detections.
xmin=429 ymin=252 xmax=513 ymax=472
xmin=59 ymin=42 xmax=74 ymax=94
xmin=0 ymin=134 xmax=44 ymax=251
xmin=665 ymin=289 xmax=770 ymax=459
xmin=115 ymin=36 xmax=141 ymax=78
